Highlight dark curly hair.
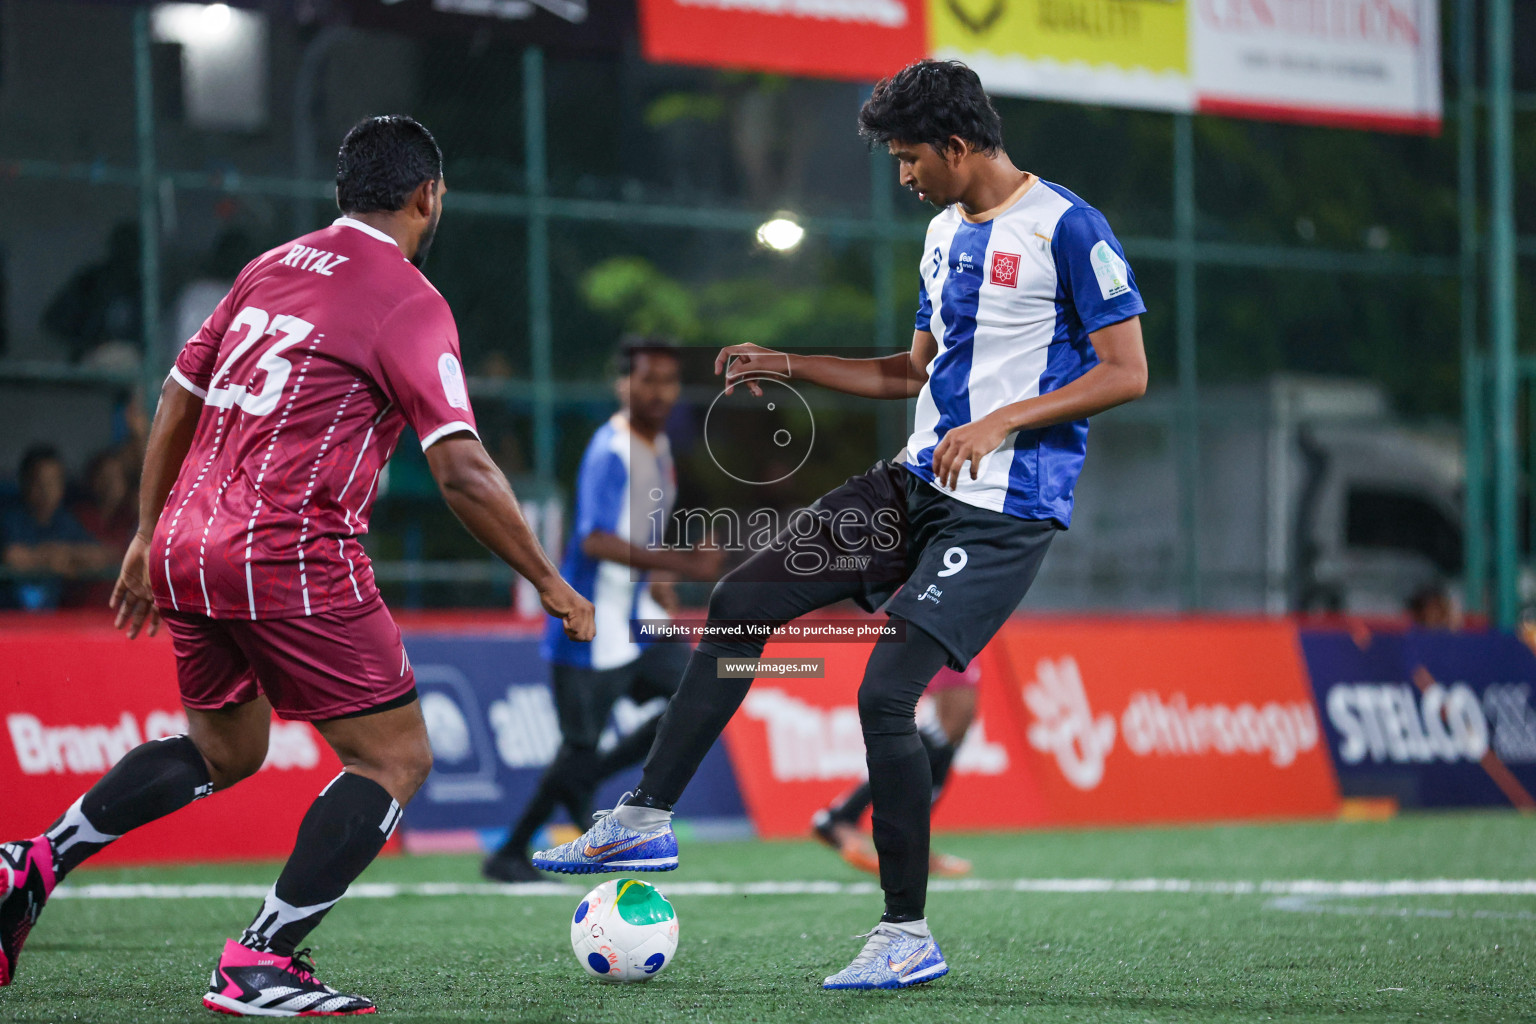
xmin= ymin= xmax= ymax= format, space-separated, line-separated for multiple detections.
xmin=335 ymin=115 xmax=443 ymax=215
xmin=857 ymin=60 xmax=1004 ymax=156
xmin=614 ymin=334 xmax=680 ymax=377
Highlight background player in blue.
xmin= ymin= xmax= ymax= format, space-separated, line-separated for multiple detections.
xmin=534 ymin=59 xmax=1149 ymax=988
xmin=483 ymin=337 xmax=721 ymax=883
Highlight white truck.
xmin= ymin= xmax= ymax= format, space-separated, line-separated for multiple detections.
xmin=1029 ymin=376 xmax=1465 ymax=614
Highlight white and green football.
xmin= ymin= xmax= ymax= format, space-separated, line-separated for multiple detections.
xmin=570 ymin=878 xmax=679 ymax=982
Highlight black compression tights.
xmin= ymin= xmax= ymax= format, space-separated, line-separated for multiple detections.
xmin=636 ymin=616 xmax=950 ymax=922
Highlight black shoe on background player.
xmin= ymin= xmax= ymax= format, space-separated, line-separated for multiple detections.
xmin=482 ymin=847 xmax=545 ymax=884
xmin=203 ymin=940 xmax=375 ymax=1017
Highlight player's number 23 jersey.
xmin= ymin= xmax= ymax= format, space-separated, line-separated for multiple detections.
xmin=153 ymin=217 xmax=478 ymax=620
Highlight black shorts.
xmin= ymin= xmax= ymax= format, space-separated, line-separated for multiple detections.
xmin=699 ymin=460 xmax=1058 ymax=670
xmin=550 ymin=641 xmax=691 ymax=749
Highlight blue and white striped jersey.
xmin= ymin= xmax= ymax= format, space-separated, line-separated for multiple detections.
xmin=543 ymin=413 xmax=676 ymax=669
xmin=903 ymin=179 xmax=1145 ymax=526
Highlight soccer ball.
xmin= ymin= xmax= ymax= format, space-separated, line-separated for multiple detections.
xmin=570 ymin=878 xmax=679 ymax=982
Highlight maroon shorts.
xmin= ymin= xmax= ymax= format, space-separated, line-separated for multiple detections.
xmin=163 ymin=595 xmax=417 ymax=722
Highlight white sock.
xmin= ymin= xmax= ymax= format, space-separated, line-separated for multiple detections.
xmin=883 ymin=918 xmax=930 ymax=938
xmin=612 ymin=805 xmax=672 ymax=832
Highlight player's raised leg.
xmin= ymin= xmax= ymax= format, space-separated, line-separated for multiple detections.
xmin=823 ymin=619 xmax=951 ymax=990
xmin=1 ymin=697 xmax=269 ymax=987
xmin=531 ymin=529 xmax=869 ymax=874
xmin=205 ymin=700 xmax=432 ymax=1018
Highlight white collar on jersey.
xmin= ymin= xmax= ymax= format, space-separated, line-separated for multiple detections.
xmin=333 ymin=216 xmax=401 ymax=249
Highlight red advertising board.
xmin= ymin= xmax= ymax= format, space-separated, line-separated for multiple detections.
xmin=1 ymin=617 xmax=342 ymax=866
xmin=984 ymin=618 xmax=1341 ymax=825
xmin=722 ymin=634 xmax=1050 ymax=838
xmin=638 ymin=0 xmax=926 ymax=82
xmin=722 ymin=618 xmax=1340 ymax=837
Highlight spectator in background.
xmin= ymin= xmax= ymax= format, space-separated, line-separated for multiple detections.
xmin=1407 ymin=583 xmax=1461 ymax=630
xmin=2 ymin=446 xmax=115 ymax=610
xmin=41 ymin=221 xmax=142 ymax=371
xmin=171 ymin=227 xmax=254 ymax=349
xmin=73 ymin=449 xmax=138 ymax=550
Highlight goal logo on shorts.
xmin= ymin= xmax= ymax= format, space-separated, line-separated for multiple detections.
xmin=989 ymin=252 xmax=1021 ymax=288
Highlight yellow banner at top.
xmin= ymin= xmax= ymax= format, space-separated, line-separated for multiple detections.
xmin=933 ymin=0 xmax=1186 ymax=71
xmin=930 ymin=0 xmax=1191 ymax=110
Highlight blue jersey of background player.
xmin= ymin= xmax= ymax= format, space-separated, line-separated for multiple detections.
xmin=484 ymin=336 xmax=722 ymax=883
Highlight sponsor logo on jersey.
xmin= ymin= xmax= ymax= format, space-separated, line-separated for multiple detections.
xmin=989 ymin=251 xmax=1021 ymax=288
xmin=438 ymin=353 xmax=469 ymax=411
xmin=1089 ymin=240 xmax=1130 ymax=299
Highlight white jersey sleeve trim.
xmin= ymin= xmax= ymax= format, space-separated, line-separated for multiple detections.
xmin=168 ymin=366 xmax=208 ymax=400
xmin=418 ymin=420 xmax=479 ymax=451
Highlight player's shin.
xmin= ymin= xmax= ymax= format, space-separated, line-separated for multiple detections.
xmin=868 ymin=731 xmax=934 ymax=923
xmin=240 ymin=771 xmax=401 ymax=956
xmin=623 ymin=648 xmax=751 ymax=821
xmin=43 ymin=734 xmax=214 ymax=877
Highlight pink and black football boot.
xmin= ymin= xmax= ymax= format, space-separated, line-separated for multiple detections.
xmin=0 ymin=835 xmax=58 ymax=987
xmin=203 ymin=939 xmax=376 ymax=1017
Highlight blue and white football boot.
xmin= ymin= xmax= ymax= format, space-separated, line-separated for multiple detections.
xmin=530 ymin=795 xmax=678 ymax=874
xmin=822 ymin=923 xmax=948 ymax=990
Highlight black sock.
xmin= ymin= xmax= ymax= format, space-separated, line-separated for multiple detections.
xmin=857 ymin=619 xmax=951 ymax=924
xmin=828 ymin=728 xmax=954 ymax=826
xmin=828 ymin=781 xmax=873 ymax=824
xmin=505 ymin=744 xmax=593 ymax=854
xmin=921 ymin=723 xmax=957 ymax=802
xmin=44 ymin=734 xmax=212 ymax=878
xmin=635 ymin=648 xmax=753 ymax=809
xmin=241 ymin=772 xmax=401 ymax=956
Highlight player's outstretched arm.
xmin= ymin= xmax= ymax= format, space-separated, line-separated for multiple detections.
xmin=112 ymin=378 xmax=204 ymax=638
xmin=716 ymin=332 xmax=935 ymax=400
xmin=425 ymin=434 xmax=595 ymax=641
xmin=931 ymin=316 xmax=1148 ymax=490
xmin=580 ymin=530 xmax=724 ymax=580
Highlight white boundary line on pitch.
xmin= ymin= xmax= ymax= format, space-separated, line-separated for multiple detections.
xmin=48 ymin=878 xmax=1536 ymax=901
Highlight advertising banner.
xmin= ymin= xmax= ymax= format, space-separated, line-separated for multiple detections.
xmin=721 ymin=618 xmax=1339 ymax=837
xmin=722 ymin=635 xmax=1049 ymax=838
xmin=1300 ymin=629 xmax=1536 ymax=808
xmin=985 ymin=618 xmax=1341 ymax=824
xmin=931 ymin=0 xmax=1193 ymax=112
xmin=403 ymin=630 xmax=745 ymax=842
xmin=0 ymin=620 xmax=341 ymax=867
xmin=333 ymin=0 xmax=635 ymax=53
xmin=642 ymin=0 xmax=1440 ymax=133
xmin=638 ymin=0 xmax=928 ymax=83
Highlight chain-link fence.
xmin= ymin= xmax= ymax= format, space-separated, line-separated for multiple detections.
xmin=2 ymin=0 xmax=1532 ymax=615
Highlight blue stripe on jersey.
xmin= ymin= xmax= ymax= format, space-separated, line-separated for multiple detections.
xmin=914 ymin=219 xmax=993 ymax=477
xmin=1004 ymin=337 xmax=1095 ymax=520
xmin=543 ymin=422 xmax=627 ymax=667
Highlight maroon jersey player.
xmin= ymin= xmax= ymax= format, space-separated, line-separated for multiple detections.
xmin=0 ymin=116 xmax=594 ymax=1016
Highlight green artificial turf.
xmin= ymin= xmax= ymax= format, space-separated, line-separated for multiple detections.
xmin=5 ymin=811 xmax=1535 ymax=1023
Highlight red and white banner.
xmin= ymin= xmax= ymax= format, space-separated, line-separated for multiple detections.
xmin=984 ymin=618 xmax=1341 ymax=824
xmin=638 ymin=0 xmax=927 ymax=83
xmin=1 ymin=618 xmax=342 ymax=866
xmin=723 ymin=637 xmax=1049 ymax=837
xmin=722 ymin=617 xmax=1340 ymax=837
